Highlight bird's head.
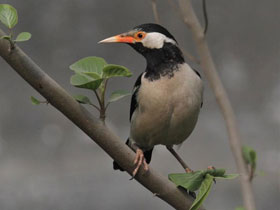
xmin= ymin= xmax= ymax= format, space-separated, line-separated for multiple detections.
xmin=99 ymin=23 xmax=184 ymax=65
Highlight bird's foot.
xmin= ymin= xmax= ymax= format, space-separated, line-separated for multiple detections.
xmin=132 ymin=148 xmax=149 ymax=177
xmin=207 ymin=165 xmax=215 ymax=170
xmin=185 ymin=167 xmax=193 ymax=173
xmin=207 ymin=166 xmax=216 ymax=183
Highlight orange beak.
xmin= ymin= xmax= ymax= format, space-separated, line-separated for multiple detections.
xmin=98 ymin=34 xmax=135 ymax=44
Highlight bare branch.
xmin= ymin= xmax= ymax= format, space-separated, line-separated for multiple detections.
xmin=202 ymin=0 xmax=208 ymax=34
xmin=0 ymin=28 xmax=205 ymax=210
xmin=181 ymin=48 xmax=200 ymax=64
xmin=177 ymin=1 xmax=256 ymax=210
xmin=151 ymin=0 xmax=160 ymax=24
xmin=151 ymin=0 xmax=200 ymax=64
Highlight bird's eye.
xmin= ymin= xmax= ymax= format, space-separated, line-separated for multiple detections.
xmin=135 ymin=31 xmax=146 ymax=40
xmin=137 ymin=33 xmax=143 ymax=38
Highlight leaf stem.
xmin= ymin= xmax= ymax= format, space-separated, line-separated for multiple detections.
xmin=105 ymin=102 xmax=110 ymax=111
xmin=95 ymin=79 xmax=109 ymax=122
xmin=93 ymin=90 xmax=102 ymax=107
xmin=89 ymin=103 xmax=101 ymax=111
xmin=7 ymin=28 xmax=15 ymax=50
xmin=248 ymin=165 xmax=254 ymax=182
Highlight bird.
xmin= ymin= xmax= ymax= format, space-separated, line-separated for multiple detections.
xmin=99 ymin=23 xmax=203 ymax=177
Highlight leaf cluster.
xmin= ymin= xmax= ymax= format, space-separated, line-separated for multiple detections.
xmin=0 ymin=4 xmax=31 ymax=47
xmin=242 ymin=145 xmax=257 ymax=181
xmin=69 ymin=56 xmax=132 ymax=120
xmin=169 ymin=168 xmax=238 ymax=210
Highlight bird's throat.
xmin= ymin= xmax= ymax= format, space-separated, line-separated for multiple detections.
xmin=144 ymin=43 xmax=184 ymax=81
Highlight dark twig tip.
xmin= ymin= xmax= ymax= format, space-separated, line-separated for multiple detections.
xmin=202 ymin=0 xmax=208 ymax=34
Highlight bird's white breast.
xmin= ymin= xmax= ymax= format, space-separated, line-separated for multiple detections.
xmin=130 ymin=63 xmax=203 ymax=150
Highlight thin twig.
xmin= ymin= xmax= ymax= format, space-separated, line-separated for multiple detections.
xmin=89 ymin=103 xmax=100 ymax=111
xmin=93 ymin=90 xmax=102 ymax=107
xmin=202 ymin=0 xmax=208 ymax=34
xmin=0 ymin=28 xmax=204 ymax=210
xmin=151 ymin=0 xmax=160 ymax=24
xmin=248 ymin=166 xmax=255 ymax=182
xmin=177 ymin=1 xmax=256 ymax=210
xmin=181 ymin=48 xmax=200 ymax=64
xmin=166 ymin=0 xmax=200 ymax=64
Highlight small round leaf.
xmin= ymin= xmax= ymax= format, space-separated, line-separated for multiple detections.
xmin=73 ymin=94 xmax=92 ymax=104
xmin=15 ymin=32 xmax=31 ymax=42
xmin=0 ymin=35 xmax=11 ymax=40
xmin=108 ymin=90 xmax=131 ymax=103
xmin=30 ymin=96 xmax=40 ymax=105
xmin=204 ymin=168 xmax=225 ymax=177
xmin=215 ymin=174 xmax=239 ymax=179
xmin=69 ymin=56 xmax=107 ymax=76
xmin=168 ymin=171 xmax=205 ymax=192
xmin=0 ymin=4 xmax=18 ymax=29
xmin=83 ymin=72 xmax=102 ymax=79
xmin=190 ymin=174 xmax=214 ymax=210
xmin=242 ymin=145 xmax=257 ymax=170
xmin=70 ymin=73 xmax=103 ymax=90
xmin=102 ymin=64 xmax=132 ymax=78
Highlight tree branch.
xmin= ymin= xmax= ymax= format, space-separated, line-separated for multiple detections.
xmin=151 ymin=0 xmax=160 ymax=24
xmin=202 ymin=0 xmax=208 ymax=34
xmin=151 ymin=0 xmax=200 ymax=65
xmin=0 ymin=28 xmax=204 ymax=210
xmin=177 ymin=1 xmax=256 ymax=210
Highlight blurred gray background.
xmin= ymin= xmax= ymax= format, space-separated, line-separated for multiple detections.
xmin=0 ymin=0 xmax=279 ymax=209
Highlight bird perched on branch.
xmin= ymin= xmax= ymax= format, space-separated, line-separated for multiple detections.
xmin=99 ymin=23 xmax=203 ymax=177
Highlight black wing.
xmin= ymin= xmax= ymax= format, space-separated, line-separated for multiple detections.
xmin=130 ymin=72 xmax=143 ymax=121
xmin=113 ymin=72 xmax=152 ymax=171
xmin=192 ymin=68 xmax=203 ymax=108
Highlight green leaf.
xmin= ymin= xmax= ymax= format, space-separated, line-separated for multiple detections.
xmin=203 ymin=168 xmax=225 ymax=177
xmin=30 ymin=96 xmax=40 ymax=105
xmin=190 ymin=174 xmax=214 ymax=210
xmin=0 ymin=35 xmax=11 ymax=40
xmin=102 ymin=64 xmax=132 ymax=78
xmin=73 ymin=94 xmax=92 ymax=105
xmin=108 ymin=90 xmax=131 ymax=103
xmin=168 ymin=171 xmax=205 ymax=192
xmin=82 ymin=72 xmax=102 ymax=79
xmin=69 ymin=56 xmax=107 ymax=76
xmin=0 ymin=4 xmax=18 ymax=29
xmin=70 ymin=73 xmax=103 ymax=90
xmin=14 ymin=32 xmax=31 ymax=42
xmin=215 ymin=174 xmax=239 ymax=179
xmin=242 ymin=146 xmax=257 ymax=170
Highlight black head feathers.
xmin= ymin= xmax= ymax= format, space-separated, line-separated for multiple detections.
xmin=133 ymin=23 xmax=177 ymax=43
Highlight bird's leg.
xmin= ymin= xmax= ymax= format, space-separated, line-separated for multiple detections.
xmin=166 ymin=146 xmax=196 ymax=198
xmin=166 ymin=146 xmax=193 ymax=173
xmin=132 ymin=148 xmax=149 ymax=177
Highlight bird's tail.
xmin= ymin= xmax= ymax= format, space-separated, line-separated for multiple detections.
xmin=113 ymin=138 xmax=153 ymax=171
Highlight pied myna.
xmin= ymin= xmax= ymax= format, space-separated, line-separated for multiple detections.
xmin=99 ymin=23 xmax=203 ymax=177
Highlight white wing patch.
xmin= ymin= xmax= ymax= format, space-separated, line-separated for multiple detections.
xmin=141 ymin=32 xmax=176 ymax=49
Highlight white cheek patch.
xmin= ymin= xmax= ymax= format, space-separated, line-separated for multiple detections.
xmin=141 ymin=32 xmax=176 ymax=49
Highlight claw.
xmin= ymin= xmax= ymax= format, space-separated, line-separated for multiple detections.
xmin=207 ymin=165 xmax=216 ymax=183
xmin=207 ymin=165 xmax=215 ymax=170
xmin=131 ymin=148 xmax=149 ymax=178
xmin=185 ymin=167 xmax=193 ymax=173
